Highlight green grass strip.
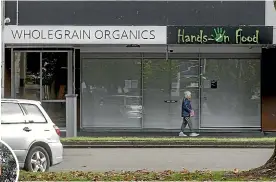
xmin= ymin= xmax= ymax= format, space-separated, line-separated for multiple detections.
xmin=19 ymin=170 xmax=273 ymax=181
xmin=61 ymin=137 xmax=276 ymax=143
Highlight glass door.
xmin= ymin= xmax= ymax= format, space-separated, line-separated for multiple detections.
xmin=168 ymin=55 xmax=200 ymax=130
xmin=142 ymin=53 xmax=200 ymax=130
xmin=142 ymin=54 xmax=171 ymax=128
xmin=41 ymin=52 xmax=69 ymax=128
xmin=11 ymin=50 xmax=73 ymax=128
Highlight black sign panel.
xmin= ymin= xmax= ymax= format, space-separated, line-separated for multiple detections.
xmin=167 ymin=26 xmax=273 ymax=44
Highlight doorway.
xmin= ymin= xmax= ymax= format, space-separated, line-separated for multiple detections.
xmin=142 ymin=53 xmax=200 ymax=129
xmin=261 ymin=48 xmax=276 ymax=131
xmin=10 ymin=49 xmax=74 ymax=128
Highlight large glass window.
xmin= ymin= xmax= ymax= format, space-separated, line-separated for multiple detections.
xmin=80 ymin=53 xmax=260 ymax=129
xmin=41 ymin=52 xmax=68 ymax=128
xmin=42 ymin=52 xmax=67 ymax=100
xmin=13 ymin=52 xmax=40 ymax=100
xmin=10 ymin=51 xmax=71 ymax=128
xmin=81 ymin=56 xmax=142 ymax=128
xmin=200 ymin=58 xmax=261 ymax=127
xmin=42 ymin=102 xmax=66 ymax=127
xmin=81 ymin=54 xmax=201 ymax=130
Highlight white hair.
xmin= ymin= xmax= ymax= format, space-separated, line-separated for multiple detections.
xmin=184 ymin=91 xmax=192 ymax=98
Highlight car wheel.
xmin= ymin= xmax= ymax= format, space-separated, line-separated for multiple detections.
xmin=24 ymin=146 xmax=50 ymax=172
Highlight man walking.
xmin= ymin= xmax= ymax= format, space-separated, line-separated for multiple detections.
xmin=179 ymin=91 xmax=199 ymax=137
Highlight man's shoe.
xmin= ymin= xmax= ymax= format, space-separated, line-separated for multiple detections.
xmin=179 ymin=132 xmax=187 ymax=137
xmin=190 ymin=133 xmax=199 ymax=137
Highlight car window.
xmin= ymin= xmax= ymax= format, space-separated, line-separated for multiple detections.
xmin=1 ymin=102 xmax=25 ymax=124
xmin=21 ymin=104 xmax=47 ymax=123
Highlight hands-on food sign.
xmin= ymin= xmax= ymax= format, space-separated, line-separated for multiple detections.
xmin=167 ymin=26 xmax=273 ymax=44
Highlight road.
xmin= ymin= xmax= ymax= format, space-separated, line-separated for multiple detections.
xmin=50 ymin=148 xmax=273 ymax=172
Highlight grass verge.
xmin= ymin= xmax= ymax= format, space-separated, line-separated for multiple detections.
xmin=19 ymin=170 xmax=273 ymax=181
xmin=61 ymin=137 xmax=275 ymax=143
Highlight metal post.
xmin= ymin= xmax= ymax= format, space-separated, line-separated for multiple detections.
xmin=66 ymin=50 xmax=77 ymax=137
xmin=16 ymin=0 xmax=19 ymax=25
xmin=66 ymin=94 xmax=77 ymax=137
xmin=67 ymin=51 xmax=73 ymax=95
xmin=141 ymin=53 xmax=144 ymax=128
xmin=198 ymin=52 xmax=201 ymax=131
xmin=11 ymin=49 xmax=15 ymax=98
xmin=19 ymin=52 xmax=25 ymax=97
xmin=0 ymin=0 xmax=4 ymax=134
xmin=39 ymin=52 xmax=42 ymax=101
xmin=1 ymin=0 xmax=5 ymax=98
xmin=73 ymin=49 xmax=76 ymax=93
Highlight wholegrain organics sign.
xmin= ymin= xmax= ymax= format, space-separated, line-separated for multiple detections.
xmin=4 ymin=26 xmax=167 ymax=44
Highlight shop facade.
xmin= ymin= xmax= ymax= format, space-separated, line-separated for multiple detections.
xmin=2 ymin=0 xmax=276 ymax=133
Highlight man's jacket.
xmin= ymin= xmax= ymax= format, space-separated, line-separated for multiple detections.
xmin=182 ymin=98 xmax=192 ymax=117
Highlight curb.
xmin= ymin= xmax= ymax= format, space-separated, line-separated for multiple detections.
xmin=63 ymin=144 xmax=275 ymax=148
xmin=61 ymin=141 xmax=275 ymax=148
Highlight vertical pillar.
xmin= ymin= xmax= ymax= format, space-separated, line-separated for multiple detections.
xmin=66 ymin=94 xmax=77 ymax=137
xmin=66 ymin=50 xmax=77 ymax=137
xmin=39 ymin=52 xmax=42 ymax=101
xmin=1 ymin=46 xmax=4 ymax=98
xmin=10 ymin=49 xmax=15 ymax=98
xmin=67 ymin=51 xmax=73 ymax=95
xmin=141 ymin=53 xmax=144 ymax=128
xmin=1 ymin=0 xmax=5 ymax=98
xmin=19 ymin=52 xmax=26 ymax=97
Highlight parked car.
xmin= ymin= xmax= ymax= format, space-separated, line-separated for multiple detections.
xmin=1 ymin=99 xmax=63 ymax=172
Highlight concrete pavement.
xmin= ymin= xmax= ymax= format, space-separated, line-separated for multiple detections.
xmin=50 ymin=148 xmax=273 ymax=172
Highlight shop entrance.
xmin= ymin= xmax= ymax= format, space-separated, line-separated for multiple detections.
xmin=80 ymin=52 xmax=200 ymax=130
xmin=9 ymin=49 xmax=75 ymax=128
xmin=80 ymin=45 xmax=261 ymax=130
xmin=142 ymin=53 xmax=200 ymax=129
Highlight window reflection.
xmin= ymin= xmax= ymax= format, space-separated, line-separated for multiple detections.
xmin=200 ymin=58 xmax=261 ymax=127
xmin=42 ymin=102 xmax=66 ymax=127
xmin=42 ymin=53 xmax=67 ymax=100
xmin=81 ymin=58 xmax=142 ymax=128
xmin=1 ymin=103 xmax=25 ymax=123
xmin=15 ymin=52 xmax=40 ymax=100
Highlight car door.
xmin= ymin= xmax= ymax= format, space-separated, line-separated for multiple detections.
xmin=1 ymin=102 xmax=32 ymax=164
xmin=20 ymin=103 xmax=54 ymax=142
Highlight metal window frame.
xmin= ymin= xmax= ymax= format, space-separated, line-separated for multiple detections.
xmin=10 ymin=49 xmax=73 ymax=101
xmin=10 ymin=49 xmax=74 ymax=130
